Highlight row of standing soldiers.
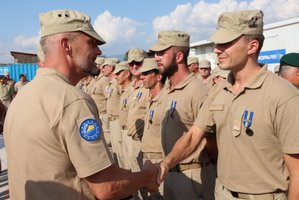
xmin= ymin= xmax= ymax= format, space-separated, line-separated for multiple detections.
xmin=75 ymin=47 xmax=229 ymax=200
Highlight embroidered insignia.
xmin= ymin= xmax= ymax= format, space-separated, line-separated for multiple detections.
xmin=248 ymin=17 xmax=258 ymax=28
xmin=79 ymin=119 xmax=101 ymax=142
xmin=242 ymin=110 xmax=254 ymax=128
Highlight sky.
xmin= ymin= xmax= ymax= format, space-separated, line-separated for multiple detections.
xmin=0 ymin=0 xmax=299 ymax=63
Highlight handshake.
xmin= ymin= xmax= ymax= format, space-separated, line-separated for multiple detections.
xmin=141 ymin=160 xmax=170 ymax=193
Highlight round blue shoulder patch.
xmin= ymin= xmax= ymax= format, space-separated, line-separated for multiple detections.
xmin=79 ymin=119 xmax=102 ymax=142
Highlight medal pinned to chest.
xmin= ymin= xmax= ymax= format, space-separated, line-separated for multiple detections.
xmin=132 ymin=91 xmax=142 ymax=107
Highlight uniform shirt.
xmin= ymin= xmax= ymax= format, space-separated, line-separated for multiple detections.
xmin=161 ymin=73 xmax=210 ymax=164
xmin=106 ymin=78 xmax=122 ymax=118
xmin=141 ymin=88 xmax=167 ymax=154
xmin=194 ymin=65 xmax=299 ymax=193
xmin=14 ymin=80 xmax=28 ymax=93
xmin=127 ymin=79 xmax=150 ymax=140
xmin=90 ymin=74 xmax=109 ymax=114
xmin=4 ymin=68 xmax=113 ymax=200
xmin=119 ymin=84 xmax=134 ymax=129
xmin=0 ymin=83 xmax=14 ymax=102
xmin=82 ymin=77 xmax=96 ymax=95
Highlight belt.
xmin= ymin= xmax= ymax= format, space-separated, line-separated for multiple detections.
xmin=170 ymin=163 xmax=202 ymax=173
xmin=229 ymin=190 xmax=275 ymax=200
xmin=143 ymin=152 xmax=163 ymax=160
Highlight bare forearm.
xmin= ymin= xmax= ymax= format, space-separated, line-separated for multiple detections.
xmin=288 ymin=176 xmax=299 ymax=200
xmin=86 ymin=164 xmax=157 ymax=200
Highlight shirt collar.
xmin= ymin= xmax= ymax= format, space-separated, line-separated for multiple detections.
xmin=225 ymin=65 xmax=269 ymax=91
xmin=36 ymin=68 xmax=72 ymax=85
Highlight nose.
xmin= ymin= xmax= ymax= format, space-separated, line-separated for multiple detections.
xmin=96 ymin=46 xmax=102 ymax=56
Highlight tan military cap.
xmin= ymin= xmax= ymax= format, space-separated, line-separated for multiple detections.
xmin=40 ymin=9 xmax=105 ymax=45
xmin=95 ymin=57 xmax=105 ymax=65
xmin=209 ymin=10 xmax=264 ymax=44
xmin=113 ymin=61 xmax=130 ymax=74
xmin=128 ymin=48 xmax=147 ymax=63
xmin=211 ymin=67 xmax=230 ymax=79
xmin=102 ymin=58 xmax=119 ymax=67
xmin=198 ymin=59 xmax=211 ymax=68
xmin=138 ymin=58 xmax=159 ymax=73
xmin=187 ymin=57 xmax=198 ymax=65
xmin=150 ymin=31 xmax=190 ymax=52
xmin=37 ymin=43 xmax=44 ymax=62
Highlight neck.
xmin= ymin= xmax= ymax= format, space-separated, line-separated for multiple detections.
xmin=231 ymin=61 xmax=261 ymax=94
xmin=169 ymin=64 xmax=190 ymax=89
xmin=122 ymin=79 xmax=131 ymax=89
xmin=150 ymin=83 xmax=163 ymax=98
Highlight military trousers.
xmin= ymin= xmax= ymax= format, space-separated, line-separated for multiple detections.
xmin=164 ymin=162 xmax=216 ymax=200
xmin=109 ymin=118 xmax=125 ymax=168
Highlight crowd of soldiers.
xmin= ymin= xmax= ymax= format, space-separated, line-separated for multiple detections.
xmin=73 ymin=47 xmax=228 ymax=199
xmin=2 ymin=7 xmax=299 ymax=200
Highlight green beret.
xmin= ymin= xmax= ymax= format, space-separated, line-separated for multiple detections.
xmin=280 ymin=53 xmax=299 ymax=67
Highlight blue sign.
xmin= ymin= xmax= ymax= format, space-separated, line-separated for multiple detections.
xmin=258 ymin=49 xmax=286 ymax=64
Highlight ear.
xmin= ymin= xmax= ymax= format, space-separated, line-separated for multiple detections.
xmin=176 ymin=51 xmax=184 ymax=63
xmin=61 ymin=37 xmax=71 ymax=52
xmin=157 ymin=74 xmax=163 ymax=82
xmin=248 ymin=40 xmax=259 ymax=55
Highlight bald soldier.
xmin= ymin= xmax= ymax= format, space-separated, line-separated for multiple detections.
xmin=4 ymin=9 xmax=158 ymax=200
xmin=158 ymin=10 xmax=299 ymax=200
xmin=150 ymin=31 xmax=216 ymax=200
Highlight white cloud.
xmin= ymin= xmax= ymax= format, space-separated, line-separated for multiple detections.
xmin=14 ymin=35 xmax=39 ymax=48
xmin=152 ymin=0 xmax=299 ymax=43
xmin=93 ymin=10 xmax=142 ymax=44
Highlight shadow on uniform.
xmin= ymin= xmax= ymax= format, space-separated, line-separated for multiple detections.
xmin=161 ymin=109 xmax=217 ymax=199
xmin=25 ymin=181 xmax=92 ymax=200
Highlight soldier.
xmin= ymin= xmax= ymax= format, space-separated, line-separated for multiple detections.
xmin=90 ymin=57 xmax=111 ymax=147
xmin=198 ymin=59 xmax=213 ymax=89
xmin=14 ymin=73 xmax=29 ymax=94
xmin=279 ymin=52 xmax=299 ymax=88
xmin=187 ymin=57 xmax=200 ymax=78
xmin=210 ymin=67 xmax=230 ymax=85
xmin=4 ymin=9 xmax=158 ymax=200
xmin=102 ymin=58 xmax=127 ymax=168
xmin=127 ymin=48 xmax=150 ymax=200
xmin=0 ymin=75 xmax=14 ymax=109
xmin=158 ymin=10 xmax=299 ymax=200
xmin=139 ymin=58 xmax=167 ymax=200
xmin=126 ymin=48 xmax=150 ymax=172
xmin=113 ymin=61 xmax=133 ymax=170
xmin=150 ymin=31 xmax=216 ymax=200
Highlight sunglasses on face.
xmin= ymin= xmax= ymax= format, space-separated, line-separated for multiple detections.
xmin=129 ymin=61 xmax=143 ymax=67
